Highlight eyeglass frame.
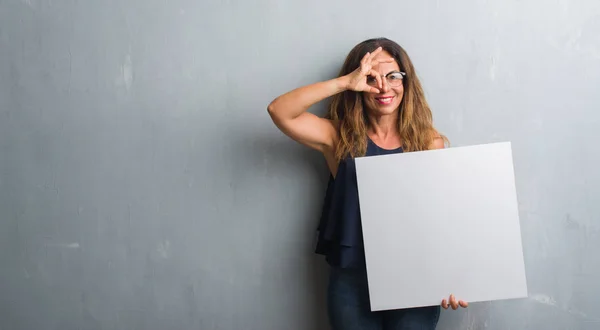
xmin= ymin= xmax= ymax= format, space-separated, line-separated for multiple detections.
xmin=366 ymin=71 xmax=406 ymax=88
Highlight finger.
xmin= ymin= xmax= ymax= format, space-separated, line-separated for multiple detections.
xmin=459 ymin=300 xmax=469 ymax=308
xmin=450 ymin=294 xmax=458 ymax=310
xmin=371 ymin=57 xmax=395 ymax=66
xmin=361 ymin=51 xmax=371 ymax=63
xmin=365 ymin=47 xmax=382 ymax=64
xmin=360 ymin=52 xmax=370 ymax=70
xmin=441 ymin=299 xmax=449 ymax=309
xmin=370 ymin=47 xmax=383 ymax=58
xmin=369 ymin=47 xmax=383 ymax=61
xmin=369 ymin=70 xmax=382 ymax=89
xmin=369 ymin=87 xmax=380 ymax=94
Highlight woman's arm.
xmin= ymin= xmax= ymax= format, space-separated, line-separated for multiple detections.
xmin=267 ymin=77 xmax=349 ymax=153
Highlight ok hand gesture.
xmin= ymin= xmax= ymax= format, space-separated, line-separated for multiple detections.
xmin=344 ymin=46 xmax=395 ymax=94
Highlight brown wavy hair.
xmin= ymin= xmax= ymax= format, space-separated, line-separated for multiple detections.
xmin=327 ymin=37 xmax=447 ymax=161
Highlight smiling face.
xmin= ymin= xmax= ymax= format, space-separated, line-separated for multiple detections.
xmin=362 ymin=50 xmax=404 ymax=116
xmin=328 ymin=38 xmax=441 ymax=158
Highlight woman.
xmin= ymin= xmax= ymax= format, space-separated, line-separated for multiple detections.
xmin=267 ymin=37 xmax=468 ymax=329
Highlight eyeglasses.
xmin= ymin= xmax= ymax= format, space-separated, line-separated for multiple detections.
xmin=366 ymin=71 xmax=406 ymax=87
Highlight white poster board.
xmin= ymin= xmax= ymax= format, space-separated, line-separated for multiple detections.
xmin=355 ymin=142 xmax=528 ymax=311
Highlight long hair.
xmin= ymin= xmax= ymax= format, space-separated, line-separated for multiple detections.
xmin=327 ymin=38 xmax=447 ymax=161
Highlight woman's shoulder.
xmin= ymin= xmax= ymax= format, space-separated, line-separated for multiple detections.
xmin=429 ymin=129 xmax=448 ymax=150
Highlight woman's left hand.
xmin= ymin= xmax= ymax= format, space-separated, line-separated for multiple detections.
xmin=441 ymin=294 xmax=468 ymax=310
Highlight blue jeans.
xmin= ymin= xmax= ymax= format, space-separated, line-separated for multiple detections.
xmin=327 ymin=266 xmax=440 ymax=330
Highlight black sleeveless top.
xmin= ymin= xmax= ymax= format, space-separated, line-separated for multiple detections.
xmin=314 ymin=138 xmax=404 ymax=269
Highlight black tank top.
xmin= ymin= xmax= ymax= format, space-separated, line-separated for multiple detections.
xmin=314 ymin=137 xmax=404 ymax=268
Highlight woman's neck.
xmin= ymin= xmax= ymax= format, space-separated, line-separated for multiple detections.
xmin=367 ymin=112 xmax=402 ymax=148
xmin=367 ymin=113 xmax=400 ymax=140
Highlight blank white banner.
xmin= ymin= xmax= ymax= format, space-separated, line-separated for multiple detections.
xmin=355 ymin=142 xmax=528 ymax=311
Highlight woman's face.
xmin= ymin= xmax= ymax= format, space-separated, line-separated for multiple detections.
xmin=362 ymin=50 xmax=404 ymax=116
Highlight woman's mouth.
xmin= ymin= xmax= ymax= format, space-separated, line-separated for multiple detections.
xmin=375 ymin=96 xmax=394 ymax=105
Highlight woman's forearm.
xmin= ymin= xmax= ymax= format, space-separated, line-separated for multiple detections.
xmin=267 ymin=76 xmax=349 ymax=120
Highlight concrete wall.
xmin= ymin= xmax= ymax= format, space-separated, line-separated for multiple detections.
xmin=1 ymin=0 xmax=599 ymax=329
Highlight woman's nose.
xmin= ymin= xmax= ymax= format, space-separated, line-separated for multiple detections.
xmin=380 ymin=79 xmax=390 ymax=92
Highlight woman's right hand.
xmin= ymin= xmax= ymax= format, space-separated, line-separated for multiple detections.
xmin=344 ymin=46 xmax=395 ymax=94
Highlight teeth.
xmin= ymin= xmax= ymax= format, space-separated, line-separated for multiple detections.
xmin=377 ymin=97 xmax=393 ymax=103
